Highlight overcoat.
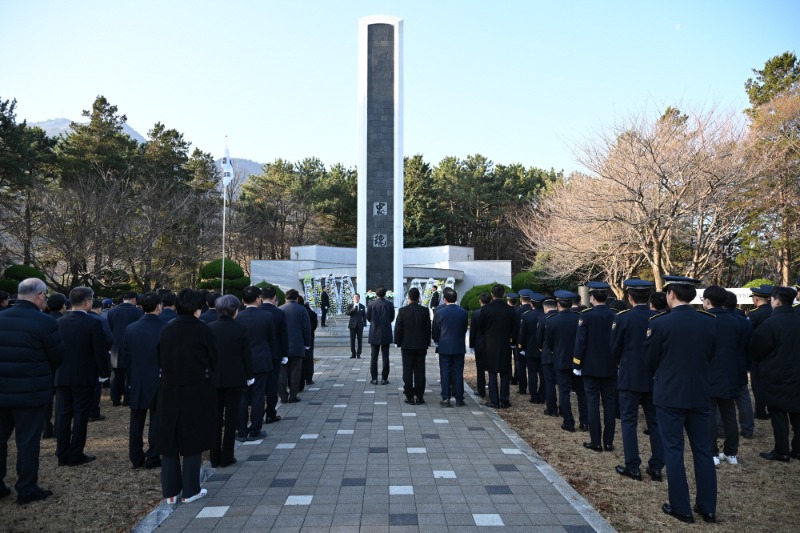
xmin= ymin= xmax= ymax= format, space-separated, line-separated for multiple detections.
xmin=367 ymin=297 xmax=395 ymax=345
xmin=749 ymin=306 xmax=800 ymax=412
xmin=478 ymin=299 xmax=516 ymax=374
xmin=121 ymin=314 xmax=165 ymax=409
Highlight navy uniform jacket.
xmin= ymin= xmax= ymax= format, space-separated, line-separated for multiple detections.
xmin=56 ymin=311 xmax=110 ymax=386
xmin=199 ymin=308 xmax=218 ymax=324
xmin=235 ymin=306 xmax=275 ymax=373
xmin=518 ymin=307 xmax=544 ymax=358
xmin=121 ymin=314 xmax=166 ymax=410
xmin=573 ymin=305 xmax=617 ymax=377
xmin=395 ymin=301 xmax=431 ymax=350
xmin=366 ymin=298 xmax=395 ymax=345
xmin=643 ymin=305 xmax=716 ymax=409
xmin=706 ymin=308 xmax=742 ymax=399
xmin=261 ymin=302 xmax=288 ymax=363
xmin=749 ymin=306 xmax=800 ymax=412
xmin=432 ymin=304 xmax=468 ymax=355
xmin=208 ymin=316 xmax=253 ymax=388
xmin=544 ymin=309 xmax=580 ymax=371
xmin=279 ymin=301 xmax=312 ymax=357
xmin=747 ymin=303 xmax=772 ymax=331
xmin=107 ymin=302 xmax=142 ymax=368
xmin=513 ymin=303 xmax=532 ymax=347
xmin=730 ymin=311 xmax=751 ymax=386
xmin=159 ymin=307 xmax=177 ymax=323
xmin=478 ymin=299 xmax=517 ymax=374
xmin=610 ymin=305 xmax=657 ymax=392
xmin=537 ymin=310 xmax=558 ymax=365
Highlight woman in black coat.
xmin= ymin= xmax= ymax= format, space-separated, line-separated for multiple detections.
xmin=156 ymin=289 xmax=218 ymax=504
xmin=208 ymin=295 xmax=253 ymax=468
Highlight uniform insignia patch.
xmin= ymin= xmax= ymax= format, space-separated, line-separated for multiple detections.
xmin=578 ymin=319 xmax=583 ymax=327
xmin=611 ymin=322 xmax=617 ymax=330
xmin=646 ymin=327 xmax=652 ymax=338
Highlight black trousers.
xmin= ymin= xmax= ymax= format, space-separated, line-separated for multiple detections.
xmin=583 ymin=375 xmax=617 ymax=447
xmin=487 ymin=371 xmax=510 ymax=405
xmin=619 ymin=389 xmax=663 ymax=471
xmin=401 ymin=349 xmax=427 ymax=400
xmin=321 ymin=308 xmax=328 ymax=326
xmin=527 ymin=356 xmax=544 ymax=402
xmin=710 ymin=397 xmax=738 ymax=456
xmin=555 ymin=369 xmax=587 ymax=429
xmin=89 ymin=381 xmax=101 ymax=419
xmin=55 ymin=385 xmax=93 ymax=464
xmin=751 ymin=364 xmax=767 ymax=417
xmin=129 ymin=407 xmax=158 ymax=467
xmin=370 ymin=344 xmax=390 ymax=381
xmin=280 ymin=357 xmax=304 ymax=401
xmin=265 ymin=365 xmax=280 ymax=419
xmin=213 ymin=387 xmax=242 ymax=466
xmin=474 ymin=351 xmax=487 ymax=397
xmin=238 ymin=373 xmax=266 ymax=436
xmin=769 ymin=407 xmax=800 ymax=456
xmin=110 ymin=367 xmax=128 ymax=405
xmin=302 ymin=344 xmax=314 ymax=385
xmin=541 ymin=363 xmax=558 ymax=414
xmin=161 ymin=452 xmax=201 ymax=499
xmin=349 ymin=328 xmax=363 ymax=357
xmin=0 ymin=404 xmax=47 ymax=498
xmin=515 ymin=350 xmax=528 ymax=393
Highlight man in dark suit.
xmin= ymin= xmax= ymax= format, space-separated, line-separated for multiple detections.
xmin=55 ymin=287 xmax=110 ymax=466
xmin=199 ymin=292 xmax=221 ymax=324
xmin=478 ymin=284 xmax=517 ymax=408
xmin=367 ymin=286 xmax=395 ymax=385
xmin=469 ymin=293 xmax=491 ymax=398
xmin=433 ymin=288 xmax=469 ymax=407
xmin=42 ymin=294 xmax=67 ymax=438
xmin=518 ymin=290 xmax=545 ymax=403
xmin=750 ymin=286 xmax=800 ymax=462
xmin=546 ymin=290 xmax=586 ymax=431
xmin=320 ymin=287 xmax=330 ymax=327
xmin=429 ymin=285 xmax=440 ymax=309
xmin=611 ymin=279 xmax=663 ymax=482
xmin=279 ymin=289 xmax=312 ymax=402
xmin=536 ymin=298 xmax=559 ymax=416
xmin=236 ymin=286 xmax=275 ymax=440
xmin=107 ymin=291 xmax=142 ymax=407
xmin=724 ymin=291 xmax=754 ymax=439
xmin=574 ymin=281 xmax=618 ymax=452
xmin=0 ymin=278 xmax=64 ymax=504
xmin=513 ymin=291 xmax=532 ymax=395
xmin=644 ymin=276 xmax=717 ymax=524
xmin=260 ymin=286 xmax=287 ymax=423
xmin=121 ymin=292 xmax=165 ymax=469
xmin=158 ymin=292 xmax=178 ymax=323
xmin=747 ymin=284 xmax=773 ymax=420
xmin=346 ymin=293 xmax=367 ymax=358
xmin=394 ymin=288 xmax=431 ymax=404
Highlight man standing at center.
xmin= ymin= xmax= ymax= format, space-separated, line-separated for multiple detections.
xmin=394 ymin=288 xmax=430 ymax=404
xmin=366 ymin=286 xmax=394 ymax=385
xmin=346 ymin=293 xmax=367 ymax=359
xmin=279 ymin=289 xmax=311 ymax=402
xmin=433 ymin=287 xmax=469 ymax=407
xmin=479 ymin=284 xmax=517 ymax=408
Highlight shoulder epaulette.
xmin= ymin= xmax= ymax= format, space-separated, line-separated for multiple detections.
xmin=649 ymin=311 xmax=668 ymax=321
xmin=580 ymin=308 xmax=592 ymax=313
xmin=794 ymin=303 xmax=800 ymax=308
xmin=546 ymin=313 xmax=557 ymax=319
xmin=615 ymin=309 xmax=631 ymax=316
xmin=696 ymin=309 xmax=716 ymax=318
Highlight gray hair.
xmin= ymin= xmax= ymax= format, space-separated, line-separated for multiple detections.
xmin=215 ymin=294 xmax=241 ymax=318
xmin=17 ymin=278 xmax=47 ymax=297
xmin=69 ymin=287 xmax=94 ymax=306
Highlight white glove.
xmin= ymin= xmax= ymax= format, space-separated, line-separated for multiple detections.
xmin=281 ymin=357 xmax=289 ymax=365
xmin=246 ymin=378 xmax=255 ymax=386
xmin=98 ymin=377 xmax=109 ymax=383
xmin=573 ymin=369 xmax=582 ymax=376
xmin=469 ymin=348 xmax=474 ymax=354
xmin=519 ymin=350 xmax=526 ymax=356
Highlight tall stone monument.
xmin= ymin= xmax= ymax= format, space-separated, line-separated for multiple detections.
xmin=357 ymin=15 xmax=403 ymax=300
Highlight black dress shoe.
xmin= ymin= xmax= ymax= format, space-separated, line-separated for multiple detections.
xmin=760 ymin=450 xmax=790 ymax=462
xmin=615 ymin=465 xmax=642 ymax=480
xmin=455 ymin=401 xmax=465 ymax=407
xmin=693 ymin=505 xmax=717 ymax=523
xmin=484 ymin=402 xmax=499 ymax=408
xmin=415 ymin=398 xmax=426 ymax=405
xmin=543 ymin=409 xmax=558 ymax=417
xmin=662 ymin=503 xmax=694 ymax=523
xmin=381 ymin=379 xmax=390 ymax=385
xmin=404 ymin=397 xmax=414 ymax=404
xmin=579 ymin=424 xmax=589 ymax=431
xmin=499 ymin=401 xmax=511 ymax=409
xmin=89 ymin=414 xmax=105 ymax=422
xmin=791 ymin=451 xmax=800 ymax=460
xmin=370 ymin=379 xmax=378 ymax=385
xmin=68 ymin=453 xmax=96 ymax=466
xmin=561 ymin=424 xmax=575 ymax=432
xmin=646 ymin=467 xmax=663 ymax=482
xmin=350 ymin=355 xmax=356 ymax=358
xmin=16 ymin=488 xmax=52 ymax=505
xmin=643 ymin=428 xmax=651 ymax=435
xmin=583 ymin=442 xmax=603 ymax=452
xmin=265 ymin=415 xmax=282 ymax=424
xmin=145 ymin=458 xmax=162 ymax=469
xmin=1 ymin=485 xmax=12 ymax=498
xmin=604 ymin=444 xmax=614 ymax=451
xmin=219 ymin=458 xmax=237 ymax=467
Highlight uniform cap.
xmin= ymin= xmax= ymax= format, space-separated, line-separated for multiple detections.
xmin=623 ymin=279 xmax=654 ymax=288
xmin=505 ymin=292 xmax=519 ymax=299
xmin=530 ymin=292 xmax=545 ymax=302
xmin=553 ymin=290 xmax=577 ymax=300
xmin=541 ymin=297 xmax=556 ymax=305
xmin=586 ymin=281 xmax=610 ymax=290
xmin=662 ymin=275 xmax=701 ymax=286
xmin=518 ymin=289 xmax=534 ymax=299
xmin=750 ymin=284 xmax=775 ymax=297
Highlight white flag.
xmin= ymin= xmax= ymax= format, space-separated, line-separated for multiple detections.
xmin=222 ymin=145 xmax=234 ymax=187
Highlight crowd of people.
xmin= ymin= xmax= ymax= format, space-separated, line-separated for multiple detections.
xmin=1 ymin=275 xmax=799 ymax=525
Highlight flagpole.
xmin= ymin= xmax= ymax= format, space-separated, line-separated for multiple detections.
xmin=220 ymin=139 xmax=234 ymax=295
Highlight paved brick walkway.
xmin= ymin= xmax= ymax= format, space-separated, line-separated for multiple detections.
xmin=137 ymin=347 xmax=614 ymax=532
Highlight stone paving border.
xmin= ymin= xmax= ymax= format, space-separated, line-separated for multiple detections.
xmin=133 ymin=347 xmax=616 ymax=532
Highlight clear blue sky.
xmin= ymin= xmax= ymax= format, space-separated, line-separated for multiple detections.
xmin=2 ymin=1 xmax=798 ymax=174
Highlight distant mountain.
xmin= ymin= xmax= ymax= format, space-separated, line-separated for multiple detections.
xmin=30 ymin=117 xmax=147 ymax=144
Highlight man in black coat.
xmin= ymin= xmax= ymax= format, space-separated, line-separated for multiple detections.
xmin=55 ymin=287 xmax=110 ymax=466
xmin=260 ymin=286 xmax=287 ymax=423
xmin=747 ymin=284 xmax=773 ymax=420
xmin=478 ymin=284 xmax=517 ymax=408
xmin=0 ymin=278 xmax=64 ymax=504
xmin=121 ymin=292 xmax=165 ymax=469
xmin=468 ymin=293 xmax=491 ymax=398
xmin=644 ymin=276 xmax=717 ymax=524
xmin=346 ymin=293 xmax=367 ymax=358
xmin=394 ymin=288 xmax=431 ymax=404
xmin=546 ymin=290 xmax=586 ymax=431
xmin=750 ymin=286 xmax=800 ymax=462
xmin=236 ymin=286 xmax=275 ymax=440
xmin=279 ymin=289 xmax=312 ymax=402
xmin=107 ymin=291 xmax=142 ymax=407
xmin=320 ymin=287 xmax=330 ymax=327
xmin=574 ymin=282 xmax=618 ymax=452
xmin=199 ymin=292 xmax=221 ymax=324
xmin=611 ymin=279 xmax=663 ymax=482
xmin=366 ymin=286 xmax=395 ymax=385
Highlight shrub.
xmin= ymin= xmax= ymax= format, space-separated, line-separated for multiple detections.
xmin=0 ymin=279 xmax=19 ymax=294
xmin=199 ymin=259 xmax=244 ymax=280
xmin=743 ymin=278 xmax=774 ymax=288
xmin=460 ymin=282 xmax=512 ymax=312
xmin=198 ymin=276 xmax=251 ymax=291
xmin=3 ymin=264 xmax=46 ymax=282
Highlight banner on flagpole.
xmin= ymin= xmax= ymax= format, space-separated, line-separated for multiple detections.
xmin=222 ymin=145 xmax=234 ymax=186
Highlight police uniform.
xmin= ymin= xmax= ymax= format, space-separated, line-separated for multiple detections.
xmin=506 ymin=293 xmax=521 ymax=386
xmin=747 ymin=284 xmax=774 ymax=419
xmin=644 ymin=276 xmax=717 ymax=523
xmin=611 ymin=279 xmax=663 ymax=480
xmin=545 ymin=290 xmax=587 ymax=431
xmin=537 ymin=300 xmax=559 ymax=415
xmin=511 ymin=293 xmax=531 ymax=394
xmin=518 ymin=290 xmax=545 ymax=403
xmin=574 ymin=281 xmax=618 ymax=451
